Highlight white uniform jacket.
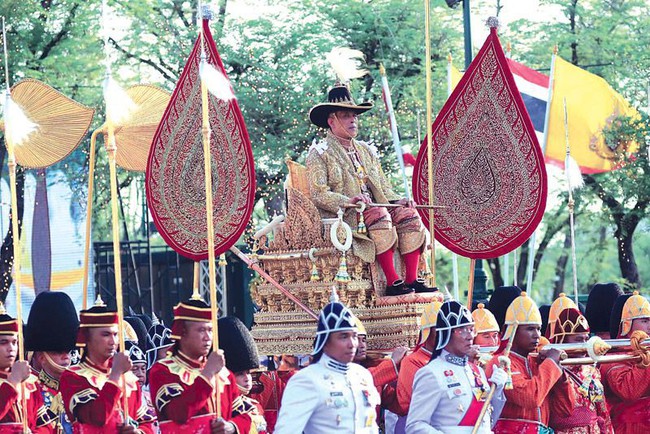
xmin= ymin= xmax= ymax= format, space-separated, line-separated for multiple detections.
xmin=274 ymin=353 xmax=380 ymax=434
xmin=406 ymin=350 xmax=505 ymax=434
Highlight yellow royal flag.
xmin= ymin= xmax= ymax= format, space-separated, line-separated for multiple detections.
xmin=546 ymin=56 xmax=639 ymax=174
xmin=448 ymin=62 xmax=463 ymax=94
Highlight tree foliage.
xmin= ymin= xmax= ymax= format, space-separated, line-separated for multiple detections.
xmin=0 ymin=0 xmax=649 ymax=303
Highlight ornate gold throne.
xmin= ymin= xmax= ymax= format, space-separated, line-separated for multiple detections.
xmin=250 ymin=160 xmax=443 ymax=355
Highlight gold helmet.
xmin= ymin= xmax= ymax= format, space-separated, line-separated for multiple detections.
xmin=353 ymin=315 xmax=367 ymax=336
xmin=419 ymin=301 xmax=443 ymax=345
xmin=620 ymin=291 xmax=650 ymax=337
xmin=546 ymin=293 xmax=578 ymax=338
xmin=472 ymin=303 xmax=499 ymax=333
xmin=503 ymin=292 xmax=542 ymax=341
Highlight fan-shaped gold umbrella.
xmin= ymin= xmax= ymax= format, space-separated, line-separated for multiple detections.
xmin=1 ymin=69 xmax=93 ymax=434
xmin=98 ymin=84 xmax=171 ymax=172
xmin=1 ymin=78 xmax=94 ymax=168
xmin=81 ymin=84 xmax=170 ymax=308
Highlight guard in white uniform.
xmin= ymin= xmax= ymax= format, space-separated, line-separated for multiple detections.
xmin=406 ymin=300 xmax=508 ymax=434
xmin=275 ymin=291 xmax=380 ymax=434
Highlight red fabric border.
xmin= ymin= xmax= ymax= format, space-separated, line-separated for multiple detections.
xmin=412 ymin=28 xmax=548 ymax=259
xmin=146 ymin=20 xmax=256 ymax=261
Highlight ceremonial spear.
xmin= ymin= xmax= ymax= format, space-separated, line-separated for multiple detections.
xmin=563 ymin=98 xmax=584 ymax=304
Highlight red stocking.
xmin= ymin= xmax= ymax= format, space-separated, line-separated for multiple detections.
xmin=376 ymin=250 xmax=400 ymax=285
xmin=403 ymin=250 xmax=421 ymax=283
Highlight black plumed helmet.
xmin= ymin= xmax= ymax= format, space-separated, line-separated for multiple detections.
xmin=135 ymin=314 xmax=153 ymax=332
xmin=125 ymin=316 xmax=148 ymax=348
xmin=609 ymin=293 xmax=633 ymax=339
xmin=586 ymin=282 xmax=624 ymax=333
xmin=25 ymin=291 xmax=79 ymax=352
xmin=218 ymin=316 xmax=259 ymax=373
xmin=487 ymin=286 xmax=522 ymax=332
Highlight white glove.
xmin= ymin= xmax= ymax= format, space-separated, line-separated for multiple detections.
xmin=489 ymin=367 xmax=508 ymax=390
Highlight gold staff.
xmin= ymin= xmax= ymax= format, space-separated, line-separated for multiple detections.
xmin=197 ymin=0 xmax=222 ymax=417
xmin=1 ymin=17 xmax=28 ymax=434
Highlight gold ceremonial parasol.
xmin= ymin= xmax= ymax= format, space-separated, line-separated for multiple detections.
xmin=81 ymin=84 xmax=170 ymax=307
xmin=1 ymin=78 xmax=94 ymax=168
xmin=98 ymin=84 xmax=170 ymax=172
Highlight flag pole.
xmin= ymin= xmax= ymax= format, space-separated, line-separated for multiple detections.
xmin=424 ymin=0 xmax=436 ymax=287
xmin=379 ymin=64 xmax=410 ymax=200
xmin=524 ymin=46 xmax=557 ymax=293
xmin=198 ymin=0 xmax=221 ymax=417
xmin=447 ymin=53 xmax=459 ymax=300
xmin=563 ymin=98 xmax=579 ymax=304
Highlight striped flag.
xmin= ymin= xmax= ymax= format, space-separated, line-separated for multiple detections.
xmin=506 ymin=58 xmax=550 ymax=148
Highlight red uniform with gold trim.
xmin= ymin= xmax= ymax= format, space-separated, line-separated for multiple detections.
xmin=59 ymin=358 xmax=155 ymax=434
xmin=37 ymin=368 xmax=74 ymax=434
xmin=148 ymin=350 xmax=252 ymax=433
xmin=549 ymin=364 xmax=612 ymax=434
xmin=250 ymin=370 xmax=293 ymax=433
xmin=599 ymin=291 xmax=650 ymax=434
xmin=600 ymin=360 xmax=650 ymax=434
xmin=0 ymin=370 xmax=55 ymax=433
xmin=485 ymin=352 xmax=576 ymax=434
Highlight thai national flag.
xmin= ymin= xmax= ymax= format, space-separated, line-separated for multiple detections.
xmin=506 ymin=58 xmax=550 ymax=147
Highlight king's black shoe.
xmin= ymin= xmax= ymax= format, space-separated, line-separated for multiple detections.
xmin=385 ymin=280 xmax=415 ymax=296
xmin=407 ymin=278 xmax=438 ymax=293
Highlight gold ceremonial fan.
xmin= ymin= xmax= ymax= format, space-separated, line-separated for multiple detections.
xmin=98 ymin=84 xmax=170 ymax=172
xmin=1 ymin=78 xmax=94 ymax=168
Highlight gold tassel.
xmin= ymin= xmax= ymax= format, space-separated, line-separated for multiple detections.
xmin=218 ymin=253 xmax=227 ymax=267
xmin=310 ymin=261 xmax=321 ymax=282
xmin=335 ymin=254 xmax=351 ymax=283
xmin=357 ymin=211 xmax=367 ymax=234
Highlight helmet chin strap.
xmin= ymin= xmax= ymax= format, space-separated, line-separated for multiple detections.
xmin=42 ymin=351 xmax=68 ymax=376
xmin=330 ymin=113 xmax=358 ymax=142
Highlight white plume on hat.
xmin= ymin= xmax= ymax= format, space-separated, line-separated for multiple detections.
xmin=326 ymin=47 xmax=369 ymax=83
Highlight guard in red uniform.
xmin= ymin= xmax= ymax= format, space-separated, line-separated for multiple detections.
xmin=148 ymin=298 xmax=252 ymax=434
xmin=0 ymin=302 xmax=54 ymax=433
xmin=546 ymin=303 xmax=612 ymax=434
xmin=600 ymin=291 xmax=650 ymax=434
xmin=59 ymin=297 xmax=155 ymax=433
xmin=26 ymin=291 xmax=81 ymax=434
xmin=485 ymin=292 xmax=576 ymax=434
xmin=218 ymin=316 xmax=267 ymax=433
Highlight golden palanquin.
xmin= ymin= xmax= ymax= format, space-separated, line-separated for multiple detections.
xmin=250 ymin=160 xmax=442 ymax=355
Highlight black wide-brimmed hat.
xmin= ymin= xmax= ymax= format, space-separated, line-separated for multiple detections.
xmin=309 ymin=84 xmax=373 ymax=129
xmin=26 ymin=291 xmax=79 ymax=352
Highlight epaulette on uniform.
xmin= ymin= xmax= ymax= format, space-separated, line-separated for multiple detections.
xmin=309 ymin=138 xmax=329 ymax=155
